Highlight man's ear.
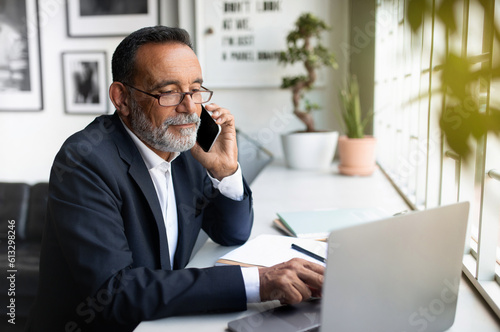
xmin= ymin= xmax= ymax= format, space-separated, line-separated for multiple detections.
xmin=109 ymin=82 xmax=131 ymax=117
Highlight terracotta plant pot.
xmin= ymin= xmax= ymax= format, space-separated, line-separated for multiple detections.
xmin=338 ymin=135 xmax=377 ymax=176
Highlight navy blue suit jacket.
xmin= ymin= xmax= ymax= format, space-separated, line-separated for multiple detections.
xmin=26 ymin=113 xmax=254 ymax=331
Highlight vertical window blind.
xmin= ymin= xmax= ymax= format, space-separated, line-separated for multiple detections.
xmin=374 ymin=0 xmax=500 ymax=317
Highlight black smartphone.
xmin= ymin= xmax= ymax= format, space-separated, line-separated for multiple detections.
xmin=197 ymin=105 xmax=221 ymax=152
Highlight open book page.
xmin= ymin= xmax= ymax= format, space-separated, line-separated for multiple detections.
xmin=216 ymin=234 xmax=327 ymax=267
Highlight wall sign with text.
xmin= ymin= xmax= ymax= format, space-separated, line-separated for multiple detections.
xmin=195 ymin=0 xmax=330 ymax=88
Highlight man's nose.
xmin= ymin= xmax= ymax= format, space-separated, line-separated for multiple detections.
xmin=176 ymin=93 xmax=197 ymax=113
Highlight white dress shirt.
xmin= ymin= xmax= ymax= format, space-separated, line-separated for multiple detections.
xmin=122 ymin=121 xmax=260 ymax=302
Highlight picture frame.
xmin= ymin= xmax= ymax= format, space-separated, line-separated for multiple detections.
xmin=0 ymin=0 xmax=43 ymax=111
xmin=66 ymin=0 xmax=159 ymax=37
xmin=62 ymin=51 xmax=108 ymax=114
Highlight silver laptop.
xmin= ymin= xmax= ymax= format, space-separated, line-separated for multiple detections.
xmin=227 ymin=202 xmax=470 ymax=332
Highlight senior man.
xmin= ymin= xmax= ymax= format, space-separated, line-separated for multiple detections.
xmin=26 ymin=26 xmax=323 ymax=331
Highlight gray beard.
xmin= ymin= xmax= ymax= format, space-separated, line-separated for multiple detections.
xmin=129 ymin=99 xmax=201 ymax=153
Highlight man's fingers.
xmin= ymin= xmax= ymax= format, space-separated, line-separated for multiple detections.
xmin=283 ymin=258 xmax=325 ymax=289
xmin=279 ymin=269 xmax=313 ymax=304
xmin=296 ymin=263 xmax=324 ymax=291
xmin=208 ymin=106 xmax=235 ymax=126
xmin=259 ymin=258 xmax=325 ymax=305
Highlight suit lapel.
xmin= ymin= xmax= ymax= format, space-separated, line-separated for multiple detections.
xmin=111 ymin=114 xmax=172 ymax=270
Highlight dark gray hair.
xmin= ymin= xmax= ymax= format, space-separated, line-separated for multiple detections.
xmin=111 ymin=26 xmax=193 ymax=84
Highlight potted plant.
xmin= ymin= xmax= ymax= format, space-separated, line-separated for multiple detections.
xmin=336 ymin=75 xmax=376 ymax=176
xmin=279 ymin=12 xmax=339 ymax=170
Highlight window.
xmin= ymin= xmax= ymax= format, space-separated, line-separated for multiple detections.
xmin=374 ymin=0 xmax=500 ymax=317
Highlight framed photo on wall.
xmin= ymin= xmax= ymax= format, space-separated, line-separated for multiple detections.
xmin=66 ymin=0 xmax=159 ymax=37
xmin=62 ymin=51 xmax=108 ymax=114
xmin=0 ymin=0 xmax=43 ymax=111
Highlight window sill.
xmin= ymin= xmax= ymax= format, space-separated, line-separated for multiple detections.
xmin=463 ymin=253 xmax=500 ymax=319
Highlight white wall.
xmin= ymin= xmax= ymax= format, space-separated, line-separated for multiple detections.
xmin=0 ymin=0 xmax=349 ymax=184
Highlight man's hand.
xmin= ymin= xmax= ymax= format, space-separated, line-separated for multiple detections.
xmin=191 ymin=103 xmax=238 ymax=180
xmin=258 ymin=258 xmax=325 ymax=305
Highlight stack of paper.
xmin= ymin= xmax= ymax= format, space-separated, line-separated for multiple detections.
xmin=216 ymin=234 xmax=327 ymax=267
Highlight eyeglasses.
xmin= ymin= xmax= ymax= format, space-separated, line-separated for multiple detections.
xmin=122 ymin=82 xmax=213 ymax=107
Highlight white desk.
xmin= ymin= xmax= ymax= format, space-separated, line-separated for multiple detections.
xmin=135 ymin=163 xmax=500 ymax=331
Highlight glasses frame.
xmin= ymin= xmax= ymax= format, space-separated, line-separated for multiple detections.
xmin=122 ymin=82 xmax=213 ymax=107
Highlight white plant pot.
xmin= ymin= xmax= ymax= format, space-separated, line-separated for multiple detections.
xmin=281 ymin=131 xmax=339 ymax=170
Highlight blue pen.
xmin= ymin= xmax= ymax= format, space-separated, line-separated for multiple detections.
xmin=291 ymin=243 xmax=326 ymax=263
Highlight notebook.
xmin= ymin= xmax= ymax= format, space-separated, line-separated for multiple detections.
xmin=275 ymin=207 xmax=391 ymax=240
xmin=228 ymin=202 xmax=470 ymax=332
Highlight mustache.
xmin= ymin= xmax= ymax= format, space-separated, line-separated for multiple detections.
xmin=163 ymin=113 xmax=200 ymax=126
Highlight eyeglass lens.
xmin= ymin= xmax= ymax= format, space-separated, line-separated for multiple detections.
xmin=159 ymin=91 xmax=211 ymax=106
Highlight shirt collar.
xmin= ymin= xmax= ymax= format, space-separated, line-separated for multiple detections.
xmin=120 ymin=117 xmax=179 ymax=170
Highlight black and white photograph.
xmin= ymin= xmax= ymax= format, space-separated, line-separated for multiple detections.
xmin=80 ymin=0 xmax=148 ymax=16
xmin=62 ymin=51 xmax=107 ymax=114
xmin=0 ymin=0 xmax=42 ymax=111
xmin=66 ymin=0 xmax=159 ymax=37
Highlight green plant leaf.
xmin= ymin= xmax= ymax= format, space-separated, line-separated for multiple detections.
xmin=407 ymin=0 xmax=427 ymax=32
xmin=437 ymin=0 xmax=457 ymax=33
xmin=279 ymin=12 xmax=338 ymax=132
xmin=337 ymin=76 xmax=372 ymax=138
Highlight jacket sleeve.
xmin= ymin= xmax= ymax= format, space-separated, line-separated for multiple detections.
xmin=174 ymin=151 xmax=254 ymax=247
xmin=201 ymin=175 xmax=254 ymax=246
